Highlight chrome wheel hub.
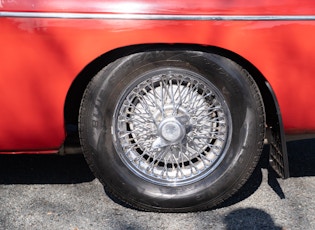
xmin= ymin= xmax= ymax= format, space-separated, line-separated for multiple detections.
xmin=113 ymin=68 xmax=232 ymax=186
xmin=152 ymin=116 xmax=188 ymax=149
xmin=159 ymin=117 xmax=185 ymax=142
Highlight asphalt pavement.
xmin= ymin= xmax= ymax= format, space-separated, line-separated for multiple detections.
xmin=0 ymin=139 xmax=314 ymax=230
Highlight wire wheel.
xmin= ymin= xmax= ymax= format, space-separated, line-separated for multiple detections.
xmin=80 ymin=51 xmax=266 ymax=211
xmin=114 ymin=68 xmax=232 ymax=186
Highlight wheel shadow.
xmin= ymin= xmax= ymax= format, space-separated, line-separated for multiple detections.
xmin=223 ymin=207 xmax=283 ymax=229
xmin=0 ymin=154 xmax=94 ymax=184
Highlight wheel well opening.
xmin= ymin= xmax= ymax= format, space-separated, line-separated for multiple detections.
xmin=63 ymin=44 xmax=279 ymax=149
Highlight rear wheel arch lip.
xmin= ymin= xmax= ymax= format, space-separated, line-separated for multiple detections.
xmin=64 ymin=43 xmax=280 ymax=130
xmin=63 ymin=43 xmax=289 ymax=179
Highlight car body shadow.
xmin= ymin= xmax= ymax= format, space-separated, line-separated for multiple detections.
xmin=0 ymin=139 xmax=314 ymax=208
xmin=0 ymin=154 xmax=94 ymax=184
xmin=287 ymin=138 xmax=315 ymax=177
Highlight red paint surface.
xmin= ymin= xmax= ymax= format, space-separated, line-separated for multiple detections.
xmin=1 ymin=0 xmax=315 ymax=152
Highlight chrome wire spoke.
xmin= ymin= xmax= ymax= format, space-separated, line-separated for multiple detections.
xmin=114 ymin=69 xmax=232 ymax=186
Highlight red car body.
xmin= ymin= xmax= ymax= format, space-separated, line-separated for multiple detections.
xmin=1 ymin=0 xmax=315 ymax=153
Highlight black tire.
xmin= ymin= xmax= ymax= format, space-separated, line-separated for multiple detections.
xmin=79 ymin=51 xmax=265 ymax=212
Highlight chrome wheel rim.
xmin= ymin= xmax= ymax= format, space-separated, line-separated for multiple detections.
xmin=113 ymin=68 xmax=232 ymax=186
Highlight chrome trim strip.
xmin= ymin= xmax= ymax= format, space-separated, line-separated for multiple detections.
xmin=1 ymin=11 xmax=315 ymax=21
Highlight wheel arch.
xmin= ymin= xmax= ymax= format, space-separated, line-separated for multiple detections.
xmin=63 ymin=43 xmax=289 ymax=178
